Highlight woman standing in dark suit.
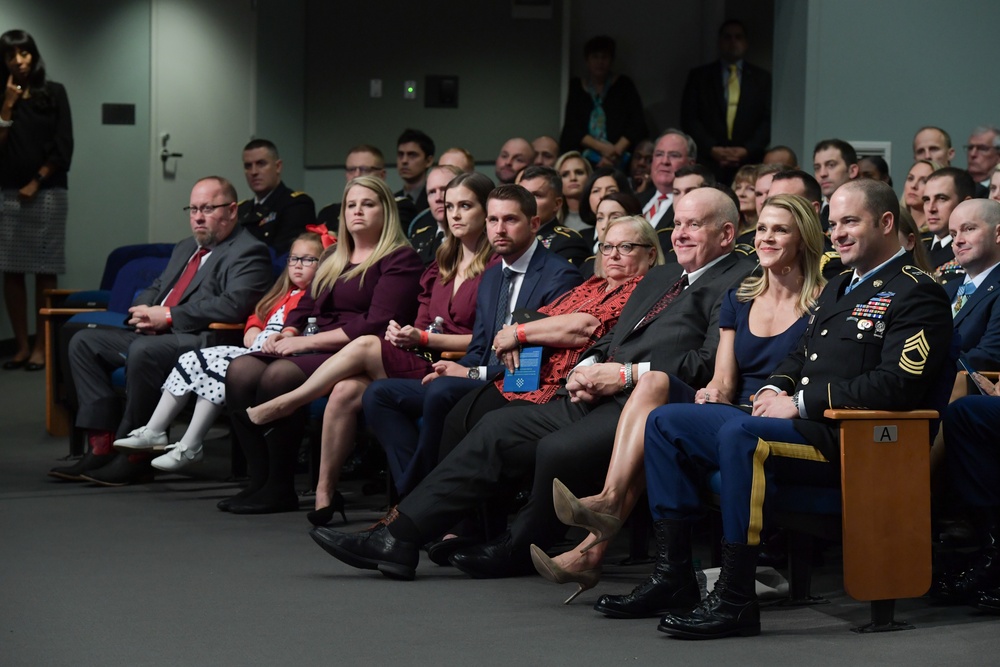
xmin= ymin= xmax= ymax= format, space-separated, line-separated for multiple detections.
xmin=0 ymin=30 xmax=72 ymax=371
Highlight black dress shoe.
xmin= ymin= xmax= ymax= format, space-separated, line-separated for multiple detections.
xmin=24 ymin=361 xmax=45 ymax=372
xmin=80 ymin=453 xmax=154 ymax=487
xmin=426 ymin=536 xmax=479 ymax=567
xmin=228 ymin=491 xmax=299 ymax=515
xmin=3 ymin=358 xmax=26 ymax=370
xmin=448 ymin=532 xmax=534 ymax=579
xmin=48 ymin=451 xmax=116 ymax=481
xmin=310 ymin=524 xmax=418 ymax=580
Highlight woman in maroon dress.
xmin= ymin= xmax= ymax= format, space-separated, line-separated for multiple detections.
xmin=244 ymin=172 xmax=495 ymax=524
xmin=222 ymin=176 xmax=424 ymax=515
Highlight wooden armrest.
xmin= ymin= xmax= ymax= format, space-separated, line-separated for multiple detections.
xmin=958 ymin=370 xmax=1000 ymax=380
xmin=39 ymin=307 xmax=106 ymax=317
xmin=209 ymin=322 xmax=244 ymax=330
xmin=440 ymin=350 xmax=465 ymax=360
xmin=824 ymin=409 xmax=938 ymax=421
xmin=952 ymin=371 xmax=1000 ymax=401
xmin=43 ymin=288 xmax=83 ymax=297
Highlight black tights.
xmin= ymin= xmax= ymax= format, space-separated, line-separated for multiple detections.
xmin=226 ymin=355 xmax=308 ymax=500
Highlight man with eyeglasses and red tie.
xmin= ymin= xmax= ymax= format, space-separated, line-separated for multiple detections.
xmin=50 ymin=176 xmax=272 ymax=486
xmin=237 ymin=138 xmax=316 ymax=255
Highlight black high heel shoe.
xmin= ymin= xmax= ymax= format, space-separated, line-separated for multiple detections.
xmin=307 ymin=491 xmax=347 ymax=526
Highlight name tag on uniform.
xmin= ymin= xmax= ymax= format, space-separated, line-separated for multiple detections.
xmin=503 ymin=346 xmax=543 ymax=392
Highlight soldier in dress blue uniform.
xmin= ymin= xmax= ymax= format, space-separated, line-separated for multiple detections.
xmin=598 ymin=179 xmax=953 ymax=639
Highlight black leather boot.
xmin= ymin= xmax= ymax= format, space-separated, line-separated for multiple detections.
xmin=931 ymin=513 xmax=1000 ymax=604
xmin=658 ymin=540 xmax=760 ymax=639
xmin=593 ymin=519 xmax=701 ymax=618
xmin=228 ymin=423 xmax=298 ymax=514
xmin=218 ymin=410 xmax=270 ymax=511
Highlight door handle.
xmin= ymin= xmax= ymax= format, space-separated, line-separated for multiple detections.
xmin=160 ymin=149 xmax=183 ymax=162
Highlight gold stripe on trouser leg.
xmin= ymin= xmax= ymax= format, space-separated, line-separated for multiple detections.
xmin=747 ymin=438 xmax=829 ymax=545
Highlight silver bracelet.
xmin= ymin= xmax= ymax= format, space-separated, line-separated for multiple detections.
xmin=624 ymin=362 xmax=635 ymax=390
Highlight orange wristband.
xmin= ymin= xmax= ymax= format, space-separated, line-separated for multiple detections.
xmin=419 ymin=330 xmax=429 ymax=346
xmin=164 ymin=307 xmax=172 ymax=327
xmin=516 ymin=324 xmax=527 ymax=344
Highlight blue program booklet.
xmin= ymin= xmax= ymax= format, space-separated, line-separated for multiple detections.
xmin=502 ymin=346 xmax=543 ymax=392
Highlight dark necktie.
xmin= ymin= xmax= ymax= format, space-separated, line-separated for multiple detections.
xmin=844 ymin=275 xmax=861 ymax=296
xmin=490 ymin=267 xmax=515 ymax=365
xmin=163 ymin=247 xmax=209 ymax=307
xmin=607 ymin=274 xmax=687 ymax=361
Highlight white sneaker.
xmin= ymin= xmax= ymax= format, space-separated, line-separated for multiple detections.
xmin=151 ymin=443 xmax=203 ymax=472
xmin=113 ymin=426 xmax=168 ymax=451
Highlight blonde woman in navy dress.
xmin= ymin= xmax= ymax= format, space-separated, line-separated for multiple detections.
xmin=533 ymin=194 xmax=826 ymax=602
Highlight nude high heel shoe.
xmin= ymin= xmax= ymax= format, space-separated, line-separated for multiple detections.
xmin=530 ymin=544 xmax=601 ymax=604
xmin=552 ymin=478 xmax=623 ymax=553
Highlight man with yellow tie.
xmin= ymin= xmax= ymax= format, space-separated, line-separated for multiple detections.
xmin=680 ymin=20 xmax=772 ymax=184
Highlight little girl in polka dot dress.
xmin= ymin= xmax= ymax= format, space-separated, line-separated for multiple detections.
xmin=114 ymin=233 xmax=324 ymax=472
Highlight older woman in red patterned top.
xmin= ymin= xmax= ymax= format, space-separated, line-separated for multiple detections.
xmin=434 ymin=215 xmax=664 ymax=459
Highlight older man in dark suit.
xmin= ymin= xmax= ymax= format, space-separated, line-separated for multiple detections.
xmin=312 ymin=188 xmax=752 ymax=580
xmin=680 ymin=20 xmax=771 ymax=184
xmin=50 ymin=176 xmax=272 ymax=486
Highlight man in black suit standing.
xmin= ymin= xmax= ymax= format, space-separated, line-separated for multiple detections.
xmin=311 ymin=188 xmax=752 ymax=580
xmin=51 ymin=176 xmax=273 ymax=486
xmin=681 ymin=20 xmax=771 ymax=184
xmin=237 ymin=139 xmax=316 ymax=255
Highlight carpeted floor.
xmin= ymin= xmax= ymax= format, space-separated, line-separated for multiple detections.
xmin=2 ymin=367 xmax=998 ymax=666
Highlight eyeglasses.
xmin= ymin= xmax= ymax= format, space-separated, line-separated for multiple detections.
xmin=598 ymin=242 xmax=653 ymax=256
xmin=965 ymin=144 xmax=998 ymax=153
xmin=346 ymin=165 xmax=383 ymax=176
xmin=287 ymin=255 xmax=320 ymax=267
xmin=183 ymin=203 xmax=234 ymax=216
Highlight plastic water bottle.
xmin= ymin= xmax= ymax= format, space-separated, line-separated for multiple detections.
xmin=427 ymin=316 xmax=444 ymax=335
xmin=694 ymin=558 xmax=708 ymax=599
xmin=304 ymin=317 xmax=319 ymax=336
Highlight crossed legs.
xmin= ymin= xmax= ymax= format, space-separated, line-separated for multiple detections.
xmin=246 ymin=335 xmax=389 ymax=425
xmin=548 ymin=372 xmax=693 ymax=573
